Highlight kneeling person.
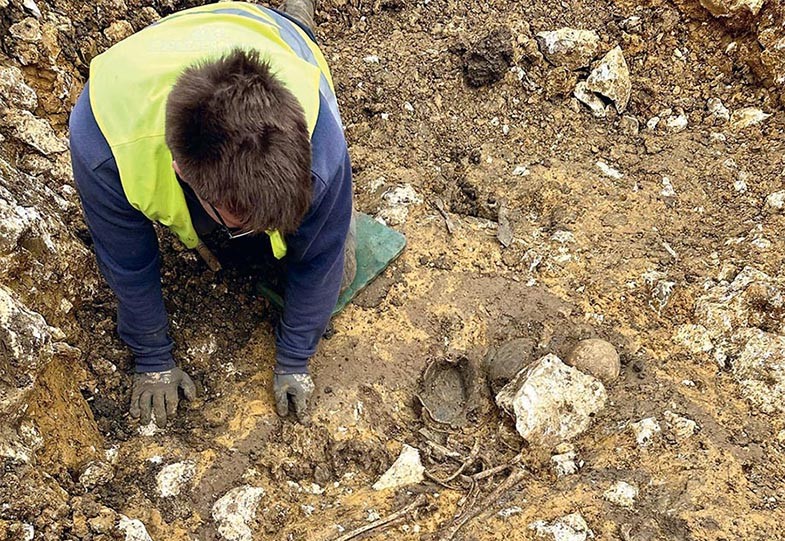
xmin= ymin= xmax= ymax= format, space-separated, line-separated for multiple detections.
xmin=69 ymin=2 xmax=354 ymax=426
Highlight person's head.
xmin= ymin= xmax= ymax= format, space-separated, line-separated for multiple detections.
xmin=166 ymin=48 xmax=312 ymax=235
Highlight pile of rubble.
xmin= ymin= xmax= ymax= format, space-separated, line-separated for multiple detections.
xmin=675 ymin=266 xmax=785 ymax=413
xmin=532 ymin=23 xmax=774 ymax=130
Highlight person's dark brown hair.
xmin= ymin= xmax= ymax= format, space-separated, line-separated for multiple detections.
xmin=165 ymin=48 xmax=312 ymax=234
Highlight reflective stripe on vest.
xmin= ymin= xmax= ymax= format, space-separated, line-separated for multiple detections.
xmin=89 ymin=2 xmax=338 ymax=258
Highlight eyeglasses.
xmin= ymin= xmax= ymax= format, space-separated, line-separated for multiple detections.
xmin=208 ymin=202 xmax=256 ymax=239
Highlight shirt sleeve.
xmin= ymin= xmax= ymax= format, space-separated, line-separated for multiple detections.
xmin=273 ymin=150 xmax=353 ymax=374
xmin=69 ymin=86 xmax=175 ymax=373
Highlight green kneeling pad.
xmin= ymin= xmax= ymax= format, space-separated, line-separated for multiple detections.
xmin=256 ymin=212 xmax=407 ymax=315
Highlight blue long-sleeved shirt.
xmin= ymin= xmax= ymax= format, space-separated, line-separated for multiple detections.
xmin=69 ymin=83 xmax=352 ymax=374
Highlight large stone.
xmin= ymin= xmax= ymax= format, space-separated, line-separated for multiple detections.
xmin=5 ymin=110 xmax=68 ymax=155
xmin=22 ymin=0 xmax=41 ymax=18
xmin=377 ymin=184 xmax=422 ymax=226
xmin=0 ymin=285 xmax=53 ymax=416
xmin=693 ymin=267 xmax=784 ymax=340
xmin=683 ymin=267 xmax=785 ymax=413
xmin=585 ymin=46 xmax=631 ymax=113
xmin=699 ymin=0 xmax=764 ymax=17
xmin=104 ymin=20 xmax=134 ymax=44
xmin=8 ymin=17 xmax=42 ymax=43
xmin=0 ymin=66 xmax=38 ymax=111
xmin=759 ymin=26 xmax=785 ymax=86
xmin=535 ymin=28 xmax=600 ymax=70
xmin=0 ymin=156 xmax=94 ymax=338
xmin=731 ymin=328 xmax=785 ymax=413
xmin=212 ymin=486 xmax=266 ymax=541
xmin=673 ymin=324 xmax=714 ymax=354
xmin=707 ymin=98 xmax=730 ymax=122
xmin=496 ymin=354 xmax=607 ymax=448
xmin=0 ymin=194 xmax=36 ymax=258
xmin=631 ymin=417 xmax=661 ymax=446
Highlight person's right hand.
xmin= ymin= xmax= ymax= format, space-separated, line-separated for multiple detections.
xmin=129 ymin=367 xmax=196 ymax=427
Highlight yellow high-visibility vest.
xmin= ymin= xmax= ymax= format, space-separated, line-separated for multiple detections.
xmin=89 ymin=2 xmax=339 ymax=258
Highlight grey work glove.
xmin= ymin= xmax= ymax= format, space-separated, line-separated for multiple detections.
xmin=273 ymin=372 xmax=314 ymax=424
xmin=129 ymin=368 xmax=196 ymax=428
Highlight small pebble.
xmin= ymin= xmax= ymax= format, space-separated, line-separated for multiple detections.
xmin=631 ymin=417 xmax=661 ymax=446
xmin=603 ymin=481 xmax=639 ymax=508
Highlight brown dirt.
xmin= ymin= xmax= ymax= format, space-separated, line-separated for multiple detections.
xmin=3 ymin=0 xmax=785 ymax=539
xmin=25 ymin=346 xmax=103 ymax=473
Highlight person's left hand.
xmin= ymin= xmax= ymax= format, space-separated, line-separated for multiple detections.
xmin=273 ymin=372 xmax=314 ymax=424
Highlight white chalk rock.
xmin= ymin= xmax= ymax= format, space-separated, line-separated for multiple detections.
xmin=595 ymin=161 xmax=623 ymax=180
xmin=672 ymin=324 xmax=714 ymax=354
xmin=377 ymin=184 xmax=422 ymax=226
xmin=8 ymin=17 xmax=41 ymax=42
xmin=156 ymin=461 xmax=196 ymax=497
xmin=373 ymin=444 xmax=425 ymax=491
xmin=117 ymin=516 xmax=153 ymax=541
xmin=0 ymin=66 xmax=38 ymax=111
xmin=707 ymin=98 xmax=730 ymax=122
xmin=0 ymin=285 xmax=53 ymax=414
xmin=0 ymin=438 xmax=32 ymax=464
xmin=212 ymin=486 xmax=266 ymax=541
xmin=690 ymin=268 xmax=785 ymax=368
xmin=20 ymin=524 xmax=34 ymax=541
xmin=79 ymin=460 xmax=114 ymax=489
xmin=496 ymin=354 xmax=607 ymax=448
xmin=22 ymin=0 xmax=41 ymax=18
xmin=730 ymin=328 xmax=785 ymax=413
xmin=730 ymin=107 xmax=771 ymax=129
xmin=535 ymin=28 xmax=600 ymax=70
xmin=529 ymin=512 xmax=594 ymax=541
xmin=574 ymin=81 xmax=606 ymax=118
xmin=665 ymin=113 xmax=688 ymax=132
xmin=631 ymin=417 xmax=661 ymax=446
xmin=551 ymin=446 xmax=582 ymax=477
xmin=137 ymin=422 xmax=162 ymax=437
xmin=586 ymin=46 xmax=631 ymax=113
xmin=603 ymin=481 xmax=638 ymax=508
xmin=5 ymin=110 xmax=68 ymax=155
xmin=765 ymin=191 xmax=785 ymax=213
xmin=663 ymin=410 xmax=698 ymax=440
